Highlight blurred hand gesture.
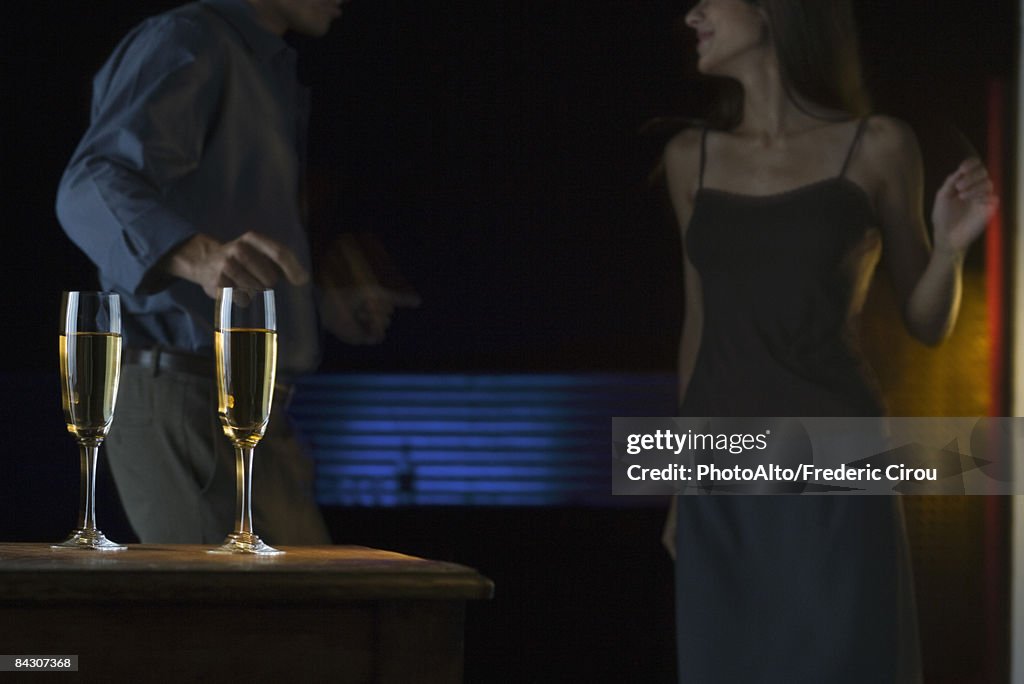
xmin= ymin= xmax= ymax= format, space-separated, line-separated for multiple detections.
xmin=318 ymin=234 xmax=420 ymax=345
xmin=931 ymin=158 xmax=998 ymax=255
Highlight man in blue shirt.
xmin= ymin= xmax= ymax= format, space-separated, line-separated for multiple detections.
xmin=56 ymin=0 xmax=395 ymax=544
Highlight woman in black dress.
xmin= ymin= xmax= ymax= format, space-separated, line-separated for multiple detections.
xmin=662 ymin=1 xmax=996 ymax=681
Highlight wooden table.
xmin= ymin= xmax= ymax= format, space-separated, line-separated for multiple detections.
xmin=0 ymin=544 xmax=493 ymax=683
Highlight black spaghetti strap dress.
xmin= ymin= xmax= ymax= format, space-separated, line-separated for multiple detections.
xmin=674 ymin=120 xmax=922 ymax=683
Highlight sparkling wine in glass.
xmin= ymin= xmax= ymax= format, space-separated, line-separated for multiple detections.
xmin=209 ymin=287 xmax=283 ymax=555
xmin=55 ymin=291 xmax=125 ymax=550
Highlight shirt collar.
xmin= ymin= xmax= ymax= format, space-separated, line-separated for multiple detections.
xmin=201 ymin=0 xmax=289 ymax=62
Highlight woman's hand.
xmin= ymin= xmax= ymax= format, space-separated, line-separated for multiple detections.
xmin=662 ymin=497 xmax=677 ymax=560
xmin=930 ymin=158 xmax=998 ymax=256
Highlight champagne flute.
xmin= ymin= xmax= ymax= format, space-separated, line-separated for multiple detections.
xmin=55 ymin=291 xmax=125 ymax=550
xmin=209 ymin=288 xmax=283 ymax=555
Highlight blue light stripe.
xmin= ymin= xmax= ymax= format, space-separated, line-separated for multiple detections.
xmin=298 ymin=372 xmax=672 ymax=388
xmin=295 ymin=419 xmax=610 ymax=433
xmin=292 ymin=372 xmax=675 ymax=507
xmin=317 ymin=465 xmax=603 ymax=479
xmin=308 ymin=449 xmax=600 ymax=464
xmin=292 ymin=405 xmax=590 ymax=419
xmin=308 ymin=435 xmax=605 ymax=449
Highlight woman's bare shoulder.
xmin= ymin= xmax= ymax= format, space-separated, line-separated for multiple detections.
xmin=861 ymin=115 xmax=922 ymax=166
xmin=665 ymin=127 xmax=704 ymax=159
xmin=663 ymin=127 xmax=705 ymax=185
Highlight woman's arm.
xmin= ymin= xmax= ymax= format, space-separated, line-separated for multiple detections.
xmin=661 ymin=128 xmax=704 ymax=559
xmin=869 ymin=116 xmax=996 ymax=345
xmin=664 ymin=129 xmax=705 ymax=401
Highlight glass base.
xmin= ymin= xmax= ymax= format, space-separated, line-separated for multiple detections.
xmin=207 ymin=532 xmax=283 ymax=556
xmin=51 ymin=529 xmax=127 ymax=551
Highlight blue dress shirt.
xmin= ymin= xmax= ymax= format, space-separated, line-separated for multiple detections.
xmin=56 ymin=0 xmax=320 ymax=375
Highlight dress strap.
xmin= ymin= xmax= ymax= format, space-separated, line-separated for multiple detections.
xmin=698 ymin=128 xmax=709 ymax=189
xmin=838 ymin=117 xmax=870 ymax=179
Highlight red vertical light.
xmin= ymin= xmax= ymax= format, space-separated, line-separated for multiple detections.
xmin=983 ymin=77 xmax=1007 ymax=684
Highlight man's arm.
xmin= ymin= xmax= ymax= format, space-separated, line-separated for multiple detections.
xmin=55 ymin=15 xmax=222 ymax=295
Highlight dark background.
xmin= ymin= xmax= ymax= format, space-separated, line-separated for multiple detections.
xmin=2 ymin=1 xmax=1017 ymax=682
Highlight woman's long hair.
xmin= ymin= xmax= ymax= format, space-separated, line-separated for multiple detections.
xmin=712 ymin=0 xmax=870 ymax=129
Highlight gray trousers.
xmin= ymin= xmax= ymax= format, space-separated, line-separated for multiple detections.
xmin=105 ymin=364 xmax=331 ymax=545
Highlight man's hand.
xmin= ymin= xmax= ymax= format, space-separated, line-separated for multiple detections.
xmin=320 ymin=284 xmax=420 ymax=345
xmin=317 ymin=233 xmax=420 ymax=345
xmin=164 ymin=232 xmax=309 ymax=298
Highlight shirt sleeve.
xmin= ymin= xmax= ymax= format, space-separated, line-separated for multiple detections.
xmin=55 ymin=15 xmax=225 ymax=295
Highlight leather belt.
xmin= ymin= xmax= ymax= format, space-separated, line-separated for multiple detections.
xmin=122 ymin=348 xmax=296 ymax=408
xmin=123 ymin=348 xmax=214 ymax=377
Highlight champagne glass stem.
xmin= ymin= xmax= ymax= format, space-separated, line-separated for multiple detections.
xmin=77 ymin=443 xmax=99 ymax=532
xmin=233 ymin=445 xmax=255 ymax=537
xmin=209 ymin=443 xmax=279 ymax=554
xmin=53 ymin=441 xmax=123 ymax=550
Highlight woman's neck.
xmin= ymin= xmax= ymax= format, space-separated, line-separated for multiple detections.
xmin=729 ymin=55 xmax=837 ymax=143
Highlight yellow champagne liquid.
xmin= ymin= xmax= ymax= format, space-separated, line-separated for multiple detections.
xmin=59 ymin=332 xmax=122 ymax=443
xmin=215 ymin=328 xmax=277 ymax=447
